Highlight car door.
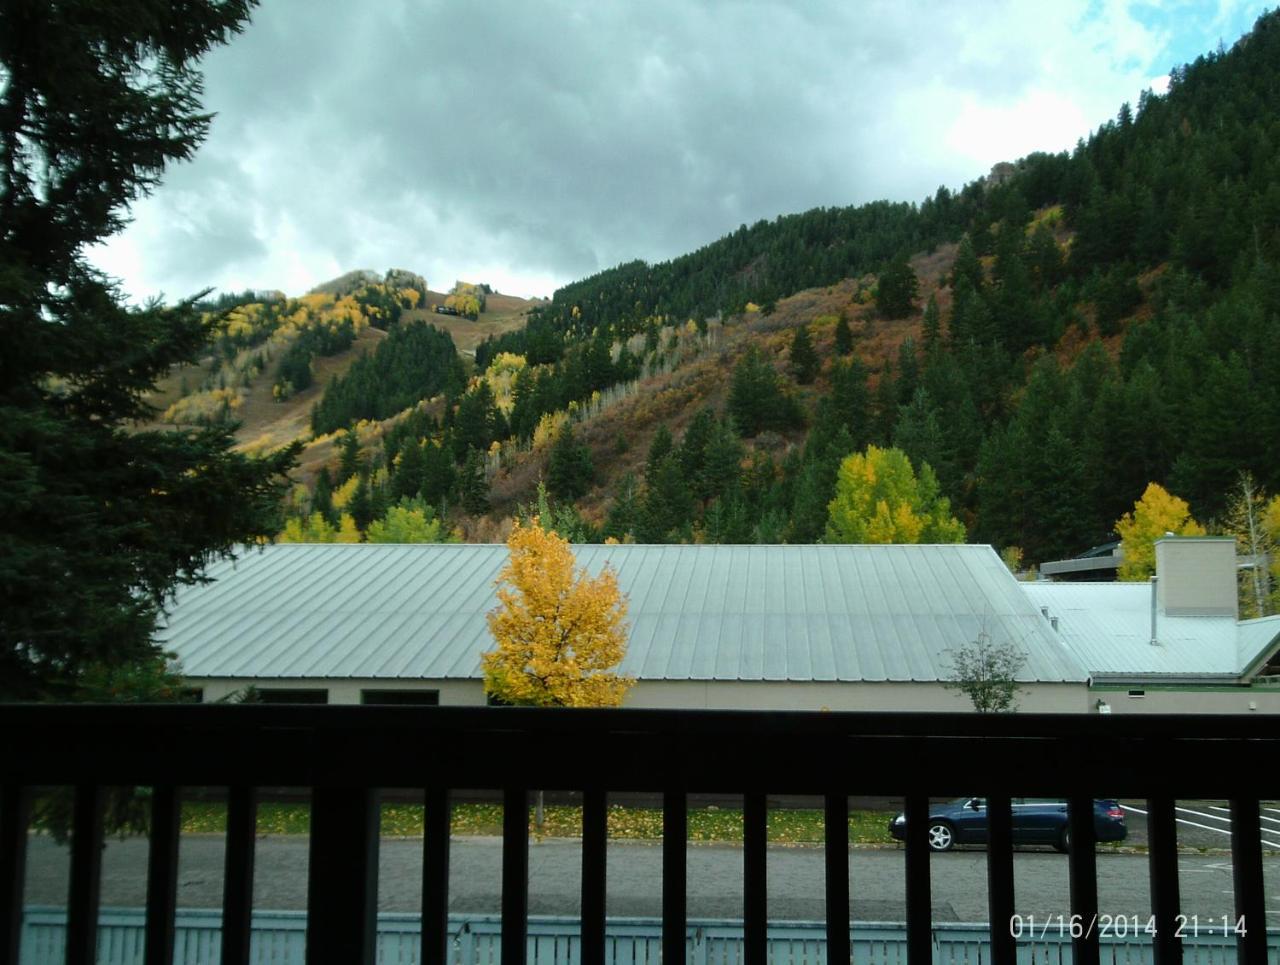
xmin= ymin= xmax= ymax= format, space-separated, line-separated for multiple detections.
xmin=950 ymin=797 xmax=988 ymax=843
xmin=1017 ymin=798 xmax=1068 ymax=843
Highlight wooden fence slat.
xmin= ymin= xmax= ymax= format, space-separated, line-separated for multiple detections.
xmin=0 ymin=786 xmax=30 ymax=965
xmin=66 ymin=784 xmax=104 ymax=965
xmin=502 ymin=789 xmax=529 ymax=965
xmin=306 ymin=786 xmax=379 ymax=965
xmin=144 ymin=785 xmax=182 ymax=965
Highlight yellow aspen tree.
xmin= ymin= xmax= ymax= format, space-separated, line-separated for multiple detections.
xmin=1265 ymin=496 xmax=1280 ymax=614
xmin=335 ymin=514 xmax=362 ymax=543
xmin=483 ymin=518 xmax=633 ymax=707
xmin=1115 ymin=482 xmax=1206 ymax=581
xmin=826 ymin=445 xmax=964 ymax=544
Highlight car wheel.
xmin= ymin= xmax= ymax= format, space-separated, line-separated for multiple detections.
xmin=927 ymin=821 xmax=955 ymax=852
xmin=1054 ymin=827 xmax=1070 ymax=854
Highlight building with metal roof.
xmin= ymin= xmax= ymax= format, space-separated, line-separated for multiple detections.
xmin=160 ymin=538 xmax=1280 ymax=713
xmin=1024 ymin=538 xmax=1280 ymax=713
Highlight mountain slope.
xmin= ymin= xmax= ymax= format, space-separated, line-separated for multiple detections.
xmin=259 ymin=11 xmax=1280 ymax=563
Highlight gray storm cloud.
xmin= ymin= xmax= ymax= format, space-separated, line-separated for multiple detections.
xmin=93 ymin=0 xmax=1241 ymax=301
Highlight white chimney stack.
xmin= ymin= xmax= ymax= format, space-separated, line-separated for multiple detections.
xmin=1154 ymin=537 xmax=1238 ymax=618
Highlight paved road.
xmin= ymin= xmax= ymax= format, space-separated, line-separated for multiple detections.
xmin=23 ymin=834 xmax=1280 ymax=925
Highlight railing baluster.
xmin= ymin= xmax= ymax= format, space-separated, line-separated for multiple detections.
xmin=307 ymin=787 xmax=380 ymax=965
xmin=903 ymin=795 xmax=931 ymax=965
xmin=501 ymin=788 xmax=528 ymax=965
xmin=1067 ymin=795 xmax=1099 ymax=965
xmin=422 ymin=787 xmax=451 ymax=965
xmin=985 ymin=795 xmax=1014 ymax=965
xmin=1229 ymin=796 xmax=1266 ymax=965
xmin=66 ymin=784 xmax=104 ymax=965
xmin=663 ymin=791 xmax=686 ymax=965
xmin=0 ymin=786 xmax=31 ymax=965
xmin=1146 ymin=795 xmax=1181 ymax=965
xmin=823 ymin=793 xmax=850 ymax=965
xmin=220 ymin=786 xmax=257 ymax=965
xmin=144 ymin=785 xmax=182 ymax=965
xmin=581 ymin=789 xmax=607 ymax=965
xmin=743 ymin=793 xmax=767 ymax=965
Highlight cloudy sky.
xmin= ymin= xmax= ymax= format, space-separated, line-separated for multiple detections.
xmin=92 ymin=0 xmax=1267 ymax=304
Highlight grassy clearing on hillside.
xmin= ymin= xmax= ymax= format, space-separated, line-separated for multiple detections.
xmin=178 ymin=801 xmax=894 ymax=844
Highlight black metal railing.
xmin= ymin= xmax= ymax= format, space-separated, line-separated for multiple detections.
xmin=0 ymin=705 xmax=1276 ymax=965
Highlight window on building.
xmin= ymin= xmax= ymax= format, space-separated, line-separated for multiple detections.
xmin=360 ymin=689 xmax=440 ymax=706
xmin=1127 ymin=689 xmax=1146 ymax=698
xmin=255 ymin=688 xmax=329 ymax=704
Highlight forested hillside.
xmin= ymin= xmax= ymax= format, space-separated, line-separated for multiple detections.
xmin=271 ymin=11 xmax=1280 ymax=573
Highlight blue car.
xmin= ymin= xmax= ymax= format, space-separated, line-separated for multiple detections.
xmin=888 ymin=798 xmax=1127 ymax=852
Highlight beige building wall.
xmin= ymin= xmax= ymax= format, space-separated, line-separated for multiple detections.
xmin=625 ymin=679 xmax=1089 ymax=712
xmin=1091 ymin=686 xmax=1280 ymax=714
xmin=195 ymin=678 xmax=487 ymax=705
xmin=194 ymin=676 xmax=1090 ymax=712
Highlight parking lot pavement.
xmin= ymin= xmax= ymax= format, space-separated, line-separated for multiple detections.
xmin=22 ymin=832 xmax=1280 ymax=924
xmin=1117 ymin=800 xmax=1280 ymax=852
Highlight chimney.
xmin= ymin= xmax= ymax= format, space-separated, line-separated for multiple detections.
xmin=1154 ymin=537 xmax=1238 ymax=618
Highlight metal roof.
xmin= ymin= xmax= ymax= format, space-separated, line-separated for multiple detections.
xmin=1238 ymin=615 xmax=1280 ymax=677
xmin=160 ymin=543 xmax=1089 ymax=684
xmin=1020 ymin=581 xmax=1270 ymax=679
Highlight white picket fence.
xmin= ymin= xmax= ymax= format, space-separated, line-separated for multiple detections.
xmin=18 ymin=907 xmax=1272 ymax=965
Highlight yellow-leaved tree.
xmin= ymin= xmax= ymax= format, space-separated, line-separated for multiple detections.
xmin=1115 ymin=482 xmax=1206 ymax=581
xmin=483 ymin=518 xmax=633 ymax=707
xmin=825 ymin=445 xmax=966 ymax=544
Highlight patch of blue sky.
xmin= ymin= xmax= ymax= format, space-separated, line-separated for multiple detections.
xmin=1130 ymin=1 xmax=1273 ymax=71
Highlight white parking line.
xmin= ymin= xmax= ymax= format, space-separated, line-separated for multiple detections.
xmin=1119 ymin=805 xmax=1280 ymax=848
xmin=1176 ymin=806 xmax=1233 ymax=824
xmin=1209 ymin=806 xmax=1280 ymax=827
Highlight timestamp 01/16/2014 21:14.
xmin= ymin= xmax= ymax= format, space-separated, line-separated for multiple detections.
xmin=1009 ymin=914 xmax=1248 ymax=939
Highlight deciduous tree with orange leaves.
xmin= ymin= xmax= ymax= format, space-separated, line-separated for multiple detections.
xmin=483 ymin=518 xmax=633 ymax=707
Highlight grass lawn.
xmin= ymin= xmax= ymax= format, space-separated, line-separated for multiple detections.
xmin=179 ymin=801 xmax=895 ymax=845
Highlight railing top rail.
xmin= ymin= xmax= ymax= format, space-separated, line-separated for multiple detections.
xmin=2 ymin=705 xmax=1276 ymax=796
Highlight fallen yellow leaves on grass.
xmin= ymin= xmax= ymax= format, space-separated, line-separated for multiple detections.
xmin=181 ymin=800 xmax=893 ymax=844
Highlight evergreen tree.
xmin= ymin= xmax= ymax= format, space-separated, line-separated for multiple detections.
xmin=453 ymin=380 xmax=501 ymax=461
xmin=603 ymin=473 xmax=643 ymax=542
xmin=645 ymin=426 xmax=674 ymax=487
xmin=421 ymin=440 xmax=457 ymax=509
xmin=339 ymin=431 xmax=363 ymax=482
xmin=728 ymin=347 xmax=803 ymax=436
xmin=678 ymin=410 xmax=715 ymax=485
xmin=876 ymin=256 xmax=919 ymax=319
xmin=896 ymin=338 xmax=920 ymax=405
xmin=834 ymin=311 xmax=854 ymax=356
xmin=893 ymin=388 xmax=948 ymax=494
xmin=310 ymin=321 xmax=463 ymax=436
xmin=461 ymin=448 xmax=490 ymax=516
xmin=873 ymin=365 xmax=898 ymax=444
xmin=640 ymin=454 xmax=695 ymax=542
xmin=951 ymin=235 xmax=985 ymax=293
xmin=312 ymin=468 xmax=336 ymax=526
xmin=827 ymin=358 xmax=872 ymax=449
xmin=921 ymin=294 xmax=942 ymax=352
xmin=789 ymin=324 xmax=819 ymax=384
xmin=547 ymin=425 xmax=594 ymax=501
xmin=699 ymin=419 xmax=746 ymax=504
xmin=394 ymin=439 xmax=426 ymax=502
xmin=348 ymin=474 xmax=375 ymax=534
xmin=0 ymin=0 xmax=302 ymax=698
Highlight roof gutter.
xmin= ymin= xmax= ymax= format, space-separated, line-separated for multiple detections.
xmin=1090 ymin=671 xmax=1244 ymax=685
